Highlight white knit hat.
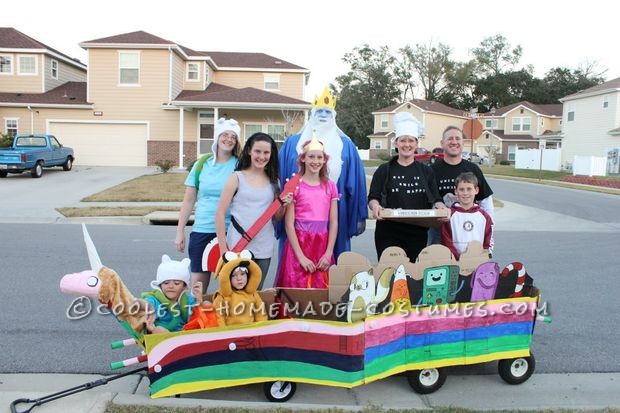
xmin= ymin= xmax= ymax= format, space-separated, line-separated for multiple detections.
xmin=394 ymin=112 xmax=423 ymax=139
xmin=211 ymin=118 xmax=240 ymax=162
xmin=150 ymin=254 xmax=191 ymax=289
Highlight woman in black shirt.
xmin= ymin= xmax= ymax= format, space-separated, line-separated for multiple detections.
xmin=368 ymin=112 xmax=446 ymax=262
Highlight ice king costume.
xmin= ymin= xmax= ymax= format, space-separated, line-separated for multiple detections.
xmin=276 ymin=87 xmax=367 ymax=260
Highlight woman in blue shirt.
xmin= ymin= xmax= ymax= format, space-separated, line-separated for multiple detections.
xmin=175 ymin=118 xmax=240 ymax=294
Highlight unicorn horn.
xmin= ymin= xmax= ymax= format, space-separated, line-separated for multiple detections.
xmin=82 ymin=224 xmax=103 ymax=272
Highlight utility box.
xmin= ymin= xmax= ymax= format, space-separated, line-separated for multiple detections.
xmin=607 ymin=149 xmax=619 ymax=175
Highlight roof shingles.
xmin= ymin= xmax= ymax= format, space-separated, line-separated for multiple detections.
xmin=174 ymin=83 xmax=308 ymax=105
xmin=0 ymin=82 xmax=89 ymax=105
xmin=0 ymin=27 xmax=85 ymax=66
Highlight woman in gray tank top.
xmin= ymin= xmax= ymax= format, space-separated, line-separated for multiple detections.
xmin=215 ymin=133 xmax=292 ymax=289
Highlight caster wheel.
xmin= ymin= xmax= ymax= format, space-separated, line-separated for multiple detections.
xmin=406 ymin=368 xmax=446 ymax=394
xmin=498 ymin=354 xmax=536 ymax=384
xmin=263 ymin=380 xmax=296 ymax=402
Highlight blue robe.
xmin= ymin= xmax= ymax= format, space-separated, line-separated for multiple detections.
xmin=277 ymin=132 xmax=367 ymax=260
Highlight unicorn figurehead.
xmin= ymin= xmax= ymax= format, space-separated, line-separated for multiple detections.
xmin=59 ymin=224 xmax=104 ymax=298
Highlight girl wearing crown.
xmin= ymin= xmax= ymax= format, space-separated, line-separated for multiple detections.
xmin=275 ymin=136 xmax=339 ymax=289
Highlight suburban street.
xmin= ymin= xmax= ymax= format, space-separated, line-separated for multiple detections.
xmin=0 ymin=171 xmax=619 ymax=378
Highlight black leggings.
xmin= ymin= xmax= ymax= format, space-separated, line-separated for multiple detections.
xmin=375 ymin=220 xmax=428 ymax=262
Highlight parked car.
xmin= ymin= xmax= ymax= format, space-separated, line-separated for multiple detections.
xmin=0 ymin=134 xmax=74 ymax=178
xmin=415 ymin=147 xmax=444 ymax=164
xmin=462 ymin=151 xmax=485 ymax=165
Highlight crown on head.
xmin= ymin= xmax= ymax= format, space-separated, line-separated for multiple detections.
xmin=312 ymin=87 xmax=336 ymax=110
xmin=303 ymin=131 xmax=325 ymax=153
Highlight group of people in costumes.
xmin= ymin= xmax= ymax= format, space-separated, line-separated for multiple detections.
xmin=144 ymin=87 xmax=494 ymax=333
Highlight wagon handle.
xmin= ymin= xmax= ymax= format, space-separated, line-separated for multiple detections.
xmin=10 ymin=366 xmax=147 ymax=413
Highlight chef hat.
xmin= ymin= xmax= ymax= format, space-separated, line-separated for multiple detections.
xmin=394 ymin=112 xmax=424 ymax=139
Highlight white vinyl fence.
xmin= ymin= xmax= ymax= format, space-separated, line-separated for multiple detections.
xmin=515 ymin=148 xmax=561 ymax=171
xmin=573 ymin=156 xmax=607 ymax=176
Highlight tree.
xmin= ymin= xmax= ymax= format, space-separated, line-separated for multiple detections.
xmin=437 ymin=60 xmax=478 ymax=110
xmin=473 ymin=69 xmax=538 ymax=111
xmin=534 ymin=66 xmax=605 ymax=103
xmin=470 ymin=34 xmax=522 ymax=77
xmin=332 ymin=45 xmax=402 ymax=148
xmin=399 ymin=41 xmax=455 ymax=101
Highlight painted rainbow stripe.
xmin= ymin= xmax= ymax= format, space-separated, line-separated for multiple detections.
xmin=145 ymin=296 xmax=538 ymax=398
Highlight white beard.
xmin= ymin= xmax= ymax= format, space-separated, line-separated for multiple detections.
xmin=296 ymin=114 xmax=343 ymax=182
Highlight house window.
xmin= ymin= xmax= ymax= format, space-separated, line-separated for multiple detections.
xmin=119 ymin=52 xmax=140 ymax=85
xmin=507 ymin=145 xmax=517 ymax=162
xmin=511 ymin=117 xmax=531 ymax=132
xmin=567 ymin=111 xmax=575 ymax=122
xmin=268 ymin=124 xmax=286 ymax=144
xmin=485 ymin=119 xmax=497 ymax=129
xmin=264 ymin=74 xmax=280 ymax=90
xmin=373 ymin=140 xmax=383 ymax=149
xmin=51 ymin=59 xmax=58 ymax=79
xmin=5 ymin=119 xmax=18 ymax=137
xmin=204 ymin=64 xmax=209 ymax=85
xmin=187 ymin=63 xmax=199 ymax=81
xmin=603 ymin=95 xmax=609 ymax=109
xmin=0 ymin=55 xmax=12 ymax=74
xmin=18 ymin=55 xmax=37 ymax=75
xmin=381 ymin=115 xmax=388 ymax=129
xmin=245 ymin=123 xmax=286 ymax=147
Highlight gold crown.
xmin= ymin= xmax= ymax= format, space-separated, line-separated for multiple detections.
xmin=304 ymin=131 xmax=325 ymax=153
xmin=312 ymin=87 xmax=336 ymax=110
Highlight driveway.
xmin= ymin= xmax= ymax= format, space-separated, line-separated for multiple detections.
xmin=0 ymin=165 xmax=157 ymax=223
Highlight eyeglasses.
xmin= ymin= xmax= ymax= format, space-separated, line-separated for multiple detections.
xmin=220 ymin=132 xmax=237 ymax=142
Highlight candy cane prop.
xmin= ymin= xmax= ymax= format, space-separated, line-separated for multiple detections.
xmin=501 ymin=262 xmax=526 ymax=298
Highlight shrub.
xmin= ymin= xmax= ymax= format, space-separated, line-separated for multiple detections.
xmin=0 ymin=133 xmax=13 ymax=147
xmin=499 ymin=160 xmax=511 ymax=166
xmin=154 ymin=159 xmax=175 ymax=173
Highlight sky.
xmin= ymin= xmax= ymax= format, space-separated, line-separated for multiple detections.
xmin=6 ymin=0 xmax=619 ymax=101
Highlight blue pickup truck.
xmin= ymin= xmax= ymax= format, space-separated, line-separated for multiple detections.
xmin=0 ymin=134 xmax=74 ymax=178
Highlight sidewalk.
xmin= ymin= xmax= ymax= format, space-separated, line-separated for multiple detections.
xmin=3 ymin=372 xmax=620 ymax=412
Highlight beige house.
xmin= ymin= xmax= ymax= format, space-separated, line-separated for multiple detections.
xmin=558 ymin=77 xmax=620 ymax=172
xmin=473 ymin=102 xmax=562 ymax=163
xmin=368 ymin=99 xmax=468 ymax=159
xmin=0 ymin=29 xmax=311 ymax=167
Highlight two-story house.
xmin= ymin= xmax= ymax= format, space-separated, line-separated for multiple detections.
xmin=368 ymin=99 xmax=467 ymax=159
xmin=558 ymin=77 xmax=620 ymax=171
xmin=0 ymin=29 xmax=311 ymax=167
xmin=473 ymin=102 xmax=562 ymax=163
xmin=0 ymin=27 xmax=88 ymax=134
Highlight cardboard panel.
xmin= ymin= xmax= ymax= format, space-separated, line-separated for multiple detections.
xmin=328 ymin=252 xmax=373 ymax=303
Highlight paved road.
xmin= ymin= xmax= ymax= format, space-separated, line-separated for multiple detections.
xmin=488 ymin=177 xmax=620 ymax=223
xmin=0 ymin=165 xmax=159 ymax=222
xmin=1 ymin=169 xmax=620 ymax=376
xmin=1 ymin=167 xmax=620 ymax=412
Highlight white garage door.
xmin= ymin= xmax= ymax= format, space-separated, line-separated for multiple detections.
xmin=49 ymin=122 xmax=147 ymax=166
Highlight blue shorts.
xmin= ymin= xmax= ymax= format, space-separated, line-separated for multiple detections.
xmin=188 ymin=232 xmax=217 ymax=273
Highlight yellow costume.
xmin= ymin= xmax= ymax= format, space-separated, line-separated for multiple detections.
xmin=212 ymin=250 xmax=268 ymax=326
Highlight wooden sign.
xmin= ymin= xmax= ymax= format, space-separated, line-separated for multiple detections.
xmin=380 ymin=208 xmax=448 ymax=228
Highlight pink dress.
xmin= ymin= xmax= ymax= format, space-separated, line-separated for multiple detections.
xmin=276 ymin=179 xmax=339 ymax=288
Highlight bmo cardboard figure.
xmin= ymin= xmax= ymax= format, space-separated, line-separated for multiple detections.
xmin=421 ymin=265 xmax=460 ymax=305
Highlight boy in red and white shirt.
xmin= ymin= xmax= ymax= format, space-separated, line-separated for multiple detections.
xmin=441 ymin=172 xmax=493 ymax=259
